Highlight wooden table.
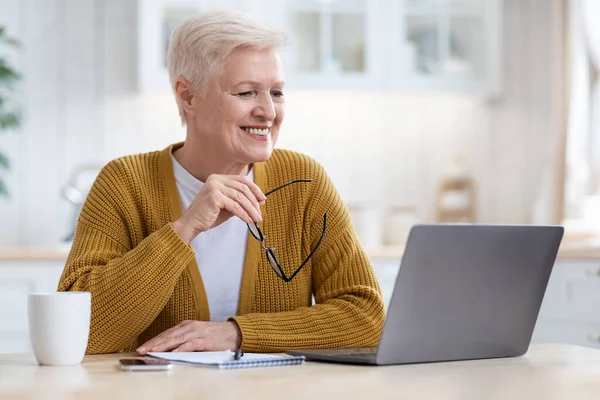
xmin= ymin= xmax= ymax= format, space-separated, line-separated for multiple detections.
xmin=1 ymin=344 xmax=600 ymax=399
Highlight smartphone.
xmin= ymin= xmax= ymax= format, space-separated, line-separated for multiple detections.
xmin=119 ymin=358 xmax=173 ymax=371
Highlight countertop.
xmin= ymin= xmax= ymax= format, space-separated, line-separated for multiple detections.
xmin=365 ymin=240 xmax=600 ymax=261
xmin=2 ymin=345 xmax=600 ymax=399
xmin=367 ymin=232 xmax=600 ymax=260
xmin=2 ymin=235 xmax=600 ymax=262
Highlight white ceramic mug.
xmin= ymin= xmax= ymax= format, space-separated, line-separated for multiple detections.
xmin=28 ymin=292 xmax=91 ymax=366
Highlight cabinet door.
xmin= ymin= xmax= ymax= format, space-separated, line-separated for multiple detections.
xmin=532 ymin=318 xmax=600 ymax=350
xmin=388 ymin=0 xmax=501 ymax=94
xmin=538 ymin=260 xmax=600 ymax=324
xmin=531 ymin=259 xmax=600 ymax=348
xmin=259 ymin=0 xmax=382 ymax=90
xmin=0 ymin=262 xmax=65 ymax=353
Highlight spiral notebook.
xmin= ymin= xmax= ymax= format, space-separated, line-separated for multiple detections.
xmin=147 ymin=350 xmax=305 ymax=369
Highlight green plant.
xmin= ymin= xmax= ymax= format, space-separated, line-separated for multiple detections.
xmin=0 ymin=26 xmax=21 ymax=197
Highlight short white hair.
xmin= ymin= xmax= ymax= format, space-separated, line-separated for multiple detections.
xmin=167 ymin=11 xmax=286 ymax=125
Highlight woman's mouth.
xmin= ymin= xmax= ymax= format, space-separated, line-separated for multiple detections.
xmin=240 ymin=126 xmax=270 ymax=141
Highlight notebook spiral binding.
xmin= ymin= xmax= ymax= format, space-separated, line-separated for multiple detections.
xmin=219 ymin=356 xmax=305 ymax=369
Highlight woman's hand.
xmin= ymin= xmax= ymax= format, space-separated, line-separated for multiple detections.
xmin=172 ymin=174 xmax=266 ymax=244
xmin=136 ymin=320 xmax=242 ymax=355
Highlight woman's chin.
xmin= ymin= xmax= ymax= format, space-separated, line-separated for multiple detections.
xmin=247 ymin=148 xmax=273 ymax=163
xmin=250 ymin=151 xmax=272 ymax=163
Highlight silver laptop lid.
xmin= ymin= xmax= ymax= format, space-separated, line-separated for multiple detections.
xmin=376 ymin=224 xmax=564 ymax=365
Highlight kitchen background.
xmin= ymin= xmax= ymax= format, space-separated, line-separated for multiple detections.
xmin=2 ymin=0 xmax=600 ymax=354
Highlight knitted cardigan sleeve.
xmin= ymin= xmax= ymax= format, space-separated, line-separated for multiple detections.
xmin=231 ymin=158 xmax=386 ymax=352
xmin=57 ymin=159 xmax=195 ymax=354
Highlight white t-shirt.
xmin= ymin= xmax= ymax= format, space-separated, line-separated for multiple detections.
xmin=171 ymin=155 xmax=250 ymax=322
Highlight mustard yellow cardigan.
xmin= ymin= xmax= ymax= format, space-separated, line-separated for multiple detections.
xmin=58 ymin=143 xmax=385 ymax=354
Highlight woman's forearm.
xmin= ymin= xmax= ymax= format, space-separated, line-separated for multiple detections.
xmin=231 ymin=285 xmax=384 ymax=352
xmin=58 ymin=223 xmax=195 ymax=354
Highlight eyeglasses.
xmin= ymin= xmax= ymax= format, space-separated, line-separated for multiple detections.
xmin=247 ymin=179 xmax=327 ymax=283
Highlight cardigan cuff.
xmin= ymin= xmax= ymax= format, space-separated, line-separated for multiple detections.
xmin=229 ymin=315 xmax=261 ymax=352
xmin=161 ymin=222 xmax=195 ymax=258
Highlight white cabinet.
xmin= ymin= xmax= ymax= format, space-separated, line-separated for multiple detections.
xmin=262 ymin=0 xmax=382 ymax=90
xmin=0 ymin=261 xmax=65 ymax=353
xmin=267 ymin=0 xmax=502 ymax=92
xmin=136 ymin=0 xmax=502 ymax=94
xmin=388 ymin=0 xmax=502 ymax=93
xmin=532 ymin=260 xmax=600 ymax=349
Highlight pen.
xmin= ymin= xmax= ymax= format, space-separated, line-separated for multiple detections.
xmin=234 ymin=348 xmax=243 ymax=360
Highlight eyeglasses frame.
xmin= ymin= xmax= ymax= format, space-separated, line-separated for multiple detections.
xmin=247 ymin=179 xmax=327 ymax=283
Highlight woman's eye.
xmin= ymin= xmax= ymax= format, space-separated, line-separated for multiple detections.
xmin=237 ymin=91 xmax=253 ymax=97
xmin=271 ymin=90 xmax=284 ymax=98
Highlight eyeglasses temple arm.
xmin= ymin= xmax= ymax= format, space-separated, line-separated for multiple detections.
xmin=285 ymin=213 xmax=327 ymax=282
xmin=264 ymin=179 xmax=312 ymax=197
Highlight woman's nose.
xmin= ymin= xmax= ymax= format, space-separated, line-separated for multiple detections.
xmin=252 ymin=93 xmax=276 ymax=120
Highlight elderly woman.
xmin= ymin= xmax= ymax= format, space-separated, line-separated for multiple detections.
xmin=58 ymin=11 xmax=384 ymax=355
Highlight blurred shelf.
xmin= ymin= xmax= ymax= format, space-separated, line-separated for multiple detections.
xmin=0 ymin=248 xmax=70 ymax=262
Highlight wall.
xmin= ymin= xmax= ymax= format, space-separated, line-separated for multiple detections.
xmin=485 ymin=0 xmax=566 ymax=225
xmin=0 ymin=0 xmax=564 ymax=249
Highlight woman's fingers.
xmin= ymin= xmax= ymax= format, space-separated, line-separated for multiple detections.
xmin=222 ymin=179 xmax=263 ymax=215
xmin=219 ymin=186 xmax=262 ymax=223
xmin=231 ymin=175 xmax=266 ymax=203
xmin=139 ymin=321 xmax=240 ymax=354
xmin=176 ymin=174 xmax=267 ymax=241
xmin=218 ymin=192 xmax=255 ymax=224
xmin=146 ymin=336 xmax=187 ymax=353
xmin=136 ymin=321 xmax=195 ymax=355
xmin=172 ymin=338 xmax=207 ymax=352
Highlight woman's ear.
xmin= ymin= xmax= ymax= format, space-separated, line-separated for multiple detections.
xmin=175 ymin=77 xmax=197 ymax=117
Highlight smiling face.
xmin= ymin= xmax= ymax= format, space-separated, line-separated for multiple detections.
xmin=183 ymin=48 xmax=285 ymax=167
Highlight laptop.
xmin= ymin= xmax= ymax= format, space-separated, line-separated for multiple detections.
xmin=286 ymin=224 xmax=564 ymax=365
